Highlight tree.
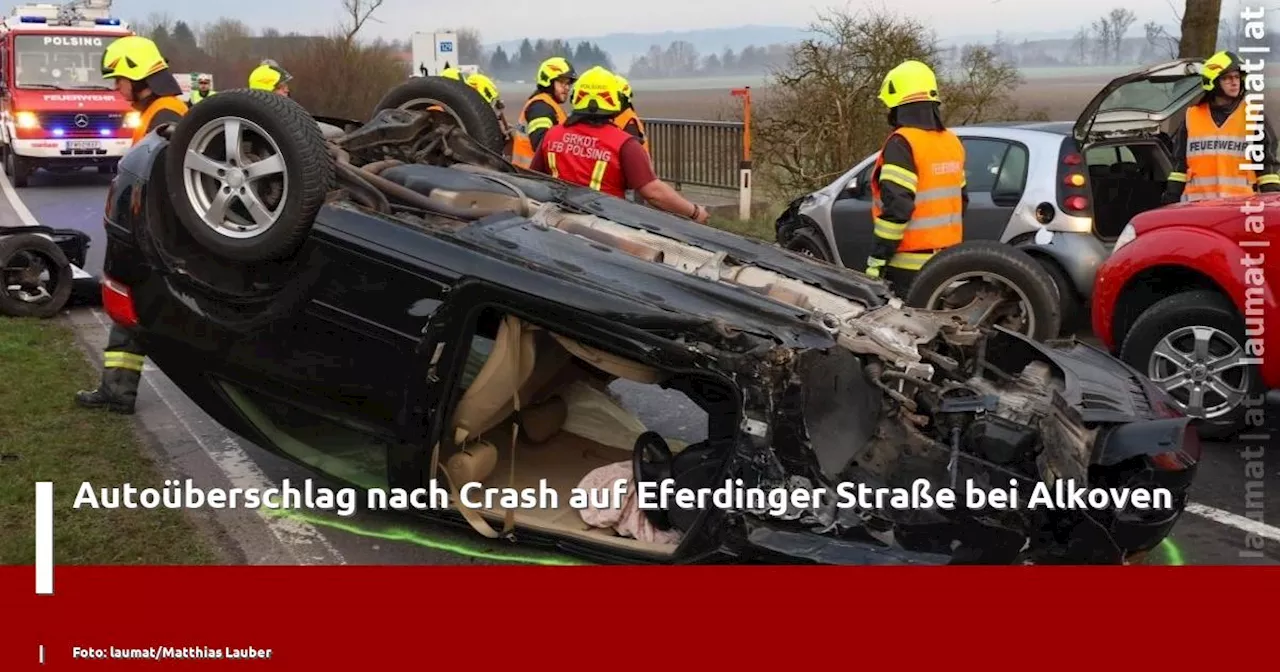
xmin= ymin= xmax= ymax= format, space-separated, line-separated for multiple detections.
xmin=1092 ymin=16 xmax=1114 ymax=64
xmin=1178 ymin=0 xmax=1222 ymax=57
xmin=489 ymin=46 xmax=510 ymax=77
xmin=340 ymin=0 xmax=384 ymax=48
xmin=1106 ymin=8 xmax=1137 ymax=63
xmin=1144 ymin=20 xmax=1179 ymax=60
xmin=172 ymin=21 xmax=198 ymax=50
xmin=200 ymin=18 xmax=252 ymax=61
xmin=755 ymin=8 xmax=1044 ymax=196
xmin=1071 ymin=27 xmax=1089 ymax=65
xmin=441 ymin=27 xmax=482 ymax=66
xmin=517 ymin=39 xmax=535 ymax=70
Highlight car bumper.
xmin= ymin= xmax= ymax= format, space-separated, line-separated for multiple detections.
xmin=1013 ymin=230 xmax=1109 ymax=299
xmin=9 ymin=137 xmax=130 ymax=160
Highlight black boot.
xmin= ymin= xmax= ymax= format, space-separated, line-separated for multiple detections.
xmin=75 ymin=367 xmax=140 ymax=414
xmin=74 ymin=386 xmax=136 ymax=414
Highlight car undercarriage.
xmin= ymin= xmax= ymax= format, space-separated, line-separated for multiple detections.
xmin=108 ymin=82 xmax=1201 ymax=565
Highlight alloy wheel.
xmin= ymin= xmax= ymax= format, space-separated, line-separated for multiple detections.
xmin=1147 ymin=325 xmax=1252 ymax=420
xmin=181 ymin=116 xmax=288 ymax=240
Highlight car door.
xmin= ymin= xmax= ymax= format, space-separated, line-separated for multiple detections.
xmin=829 ymin=160 xmax=877 ymax=269
xmin=214 ymin=227 xmax=455 ymax=490
xmin=958 ymin=137 xmax=1030 ymax=242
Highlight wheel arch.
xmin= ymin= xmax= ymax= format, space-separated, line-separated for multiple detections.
xmin=1111 ymin=265 xmax=1230 ymax=348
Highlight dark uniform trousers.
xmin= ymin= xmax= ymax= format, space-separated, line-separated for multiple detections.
xmin=95 ymin=325 xmax=146 ymax=411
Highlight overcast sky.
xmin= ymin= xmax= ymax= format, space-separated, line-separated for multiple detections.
xmin=30 ymin=0 xmax=1280 ymax=42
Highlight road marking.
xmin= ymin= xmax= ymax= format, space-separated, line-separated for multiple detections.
xmin=88 ymin=308 xmax=347 ymax=565
xmin=1185 ymin=502 xmax=1280 ymax=542
xmin=0 ymin=162 xmax=43 ymax=227
xmin=35 ymin=482 xmax=53 ymax=594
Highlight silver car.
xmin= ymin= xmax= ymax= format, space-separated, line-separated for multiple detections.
xmin=775 ymin=58 xmax=1204 ymax=334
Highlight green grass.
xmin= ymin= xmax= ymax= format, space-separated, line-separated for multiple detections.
xmin=708 ymin=213 xmax=777 ymax=241
xmin=0 ymin=317 xmax=217 ymax=565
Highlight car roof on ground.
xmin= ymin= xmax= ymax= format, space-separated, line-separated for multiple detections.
xmin=320 ymin=187 xmax=894 ymax=352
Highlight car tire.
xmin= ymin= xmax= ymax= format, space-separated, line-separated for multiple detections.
xmin=372 ymin=77 xmax=507 ymax=156
xmin=0 ymin=233 xmax=73 ymax=318
xmin=1120 ymin=290 xmax=1262 ymax=440
xmin=781 ymin=225 xmax=835 ymax=264
xmin=1032 ymin=257 xmax=1083 ymax=336
xmin=165 ymin=89 xmax=334 ymax=264
xmin=905 ymin=241 xmax=1062 ymax=341
xmin=6 ymin=151 xmax=31 ymax=188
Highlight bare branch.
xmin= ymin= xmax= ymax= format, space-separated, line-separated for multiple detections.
xmin=341 ymin=0 xmax=385 ymax=47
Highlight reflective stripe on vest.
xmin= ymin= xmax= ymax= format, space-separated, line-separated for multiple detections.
xmin=132 ymin=96 xmax=190 ymax=146
xmin=1184 ymin=102 xmax=1256 ymax=201
xmin=511 ymin=92 xmax=566 ymax=168
xmin=870 ymin=127 xmax=965 ymax=269
xmin=541 ymin=122 xmax=631 ymax=198
xmin=614 ymin=108 xmax=649 ymax=154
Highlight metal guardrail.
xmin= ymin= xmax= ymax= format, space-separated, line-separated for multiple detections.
xmin=645 ymin=118 xmax=745 ymax=191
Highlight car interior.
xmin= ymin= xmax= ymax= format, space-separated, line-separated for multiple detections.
xmin=427 ymin=307 xmax=739 ymax=556
xmin=1082 ymin=140 xmax=1172 ymax=240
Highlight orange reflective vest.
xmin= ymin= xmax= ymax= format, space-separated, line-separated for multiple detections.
xmin=614 ymin=108 xmax=649 ymax=154
xmin=1183 ymin=101 xmax=1256 ymax=201
xmin=132 ymin=96 xmax=189 ymax=146
xmin=541 ymin=122 xmax=632 ymax=198
xmin=511 ymin=92 xmax=566 ymax=168
xmin=870 ymin=126 xmax=965 ymax=270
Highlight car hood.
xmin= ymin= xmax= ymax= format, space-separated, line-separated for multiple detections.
xmin=1130 ymin=192 xmax=1280 ymax=234
xmin=1074 ymin=58 xmax=1203 ymax=142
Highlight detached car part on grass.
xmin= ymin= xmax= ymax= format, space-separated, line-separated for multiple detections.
xmin=0 ymin=226 xmax=95 ymax=318
xmin=102 ymin=81 xmax=1201 ymax=565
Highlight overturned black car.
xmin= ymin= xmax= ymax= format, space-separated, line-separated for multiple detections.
xmin=99 ymin=79 xmax=1201 ymax=564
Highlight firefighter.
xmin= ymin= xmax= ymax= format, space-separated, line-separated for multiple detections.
xmin=440 ymin=68 xmax=502 ymax=106
xmin=865 ymin=60 xmax=967 ymax=292
xmin=613 ymin=73 xmax=649 ymax=154
xmin=530 ymin=66 xmax=708 ymax=223
xmin=189 ymin=73 xmax=214 ymax=104
xmin=75 ymin=36 xmax=189 ymax=415
xmin=1162 ymin=50 xmax=1280 ymax=203
xmin=249 ymin=59 xmax=292 ymax=96
xmin=511 ymin=56 xmax=576 ymax=168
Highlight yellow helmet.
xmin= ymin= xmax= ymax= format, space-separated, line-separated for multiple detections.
xmin=1201 ymin=50 xmax=1243 ymax=91
xmin=878 ymin=60 xmax=940 ymax=109
xmin=465 ymin=72 xmax=500 ymax=104
xmin=615 ymin=74 xmax=632 ymax=100
xmin=537 ymin=56 xmax=577 ymax=88
xmin=101 ymin=35 xmax=168 ymax=81
xmin=249 ymin=61 xmax=291 ymax=91
xmin=571 ymin=66 xmax=623 ymax=115
xmin=440 ymin=67 xmax=463 ymax=81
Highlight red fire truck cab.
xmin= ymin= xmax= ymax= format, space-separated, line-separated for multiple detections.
xmin=0 ymin=1 xmax=136 ymax=188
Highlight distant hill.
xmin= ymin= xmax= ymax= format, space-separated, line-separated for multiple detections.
xmin=485 ymin=25 xmax=810 ymax=69
xmin=483 ymin=24 xmax=1192 ymax=69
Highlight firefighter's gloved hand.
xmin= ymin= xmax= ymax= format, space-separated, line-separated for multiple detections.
xmin=865 ymin=257 xmax=887 ymax=279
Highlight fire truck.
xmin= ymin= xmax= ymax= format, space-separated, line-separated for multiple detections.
xmin=0 ymin=0 xmax=135 ymax=187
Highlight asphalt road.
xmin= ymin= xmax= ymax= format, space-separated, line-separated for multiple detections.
xmin=4 ymin=166 xmax=1278 ymax=566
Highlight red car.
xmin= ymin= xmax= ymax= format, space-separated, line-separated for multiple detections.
xmin=1093 ymin=194 xmax=1279 ymax=439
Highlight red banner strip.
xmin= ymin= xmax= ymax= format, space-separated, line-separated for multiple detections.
xmin=2 ymin=565 xmax=1277 ymax=668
